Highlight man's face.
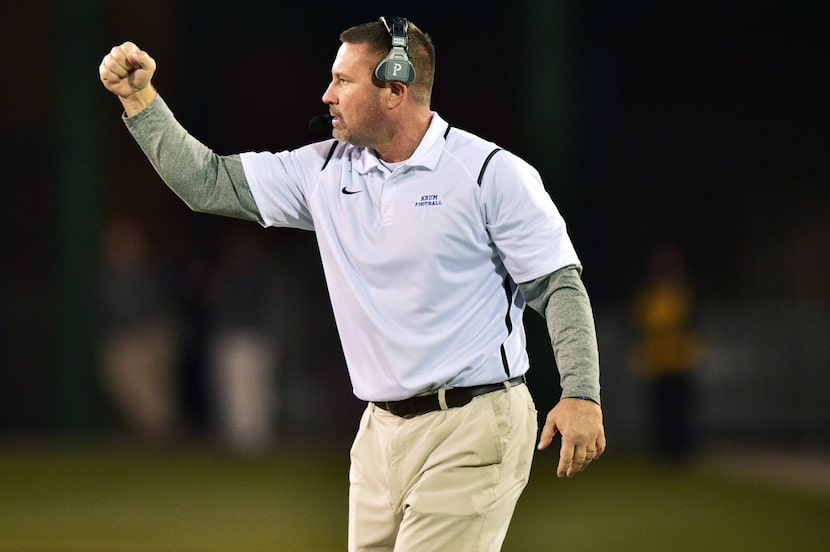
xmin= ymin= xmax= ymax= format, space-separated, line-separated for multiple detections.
xmin=322 ymin=42 xmax=385 ymax=147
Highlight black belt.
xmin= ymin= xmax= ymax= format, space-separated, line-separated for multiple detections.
xmin=373 ymin=375 xmax=526 ymax=419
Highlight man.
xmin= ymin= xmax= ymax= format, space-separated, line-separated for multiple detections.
xmin=99 ymin=17 xmax=605 ymax=552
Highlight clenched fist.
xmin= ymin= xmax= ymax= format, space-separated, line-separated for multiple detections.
xmin=99 ymin=41 xmax=157 ymax=116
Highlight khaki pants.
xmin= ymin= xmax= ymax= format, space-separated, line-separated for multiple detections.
xmin=349 ymin=383 xmax=538 ymax=552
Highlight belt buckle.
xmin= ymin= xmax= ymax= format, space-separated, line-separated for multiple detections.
xmin=400 ymin=397 xmax=423 ymax=418
xmin=381 ymin=399 xmax=417 ymax=419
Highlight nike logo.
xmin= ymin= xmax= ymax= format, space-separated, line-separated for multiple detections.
xmin=341 ymin=187 xmax=362 ymax=195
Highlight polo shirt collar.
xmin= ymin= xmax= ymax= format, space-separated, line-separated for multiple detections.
xmin=355 ymin=112 xmax=448 ymax=174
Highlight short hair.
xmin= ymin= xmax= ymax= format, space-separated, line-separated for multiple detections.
xmin=340 ymin=19 xmax=435 ymax=106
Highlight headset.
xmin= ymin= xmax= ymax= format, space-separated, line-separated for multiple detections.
xmin=374 ymin=16 xmax=416 ymax=84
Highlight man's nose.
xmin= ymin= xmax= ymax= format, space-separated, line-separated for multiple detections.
xmin=322 ymin=82 xmax=335 ymax=105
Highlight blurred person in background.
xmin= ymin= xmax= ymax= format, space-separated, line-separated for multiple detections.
xmin=97 ymin=215 xmax=183 ymax=442
xmin=206 ymin=223 xmax=283 ymax=454
xmin=630 ymin=244 xmax=702 ymax=463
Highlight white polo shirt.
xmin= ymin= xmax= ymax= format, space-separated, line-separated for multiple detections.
xmin=240 ymin=113 xmax=579 ymax=401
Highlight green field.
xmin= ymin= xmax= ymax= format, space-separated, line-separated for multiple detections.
xmin=0 ymin=440 xmax=827 ymax=551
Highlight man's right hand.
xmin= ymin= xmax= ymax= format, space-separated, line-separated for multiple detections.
xmin=99 ymin=41 xmax=158 ymax=116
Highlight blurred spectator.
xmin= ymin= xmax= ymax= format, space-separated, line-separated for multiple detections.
xmin=97 ymin=215 xmax=183 ymax=442
xmin=205 ymin=223 xmax=283 ymax=454
xmin=629 ymin=244 xmax=702 ymax=463
xmin=172 ymin=227 xmax=216 ymax=434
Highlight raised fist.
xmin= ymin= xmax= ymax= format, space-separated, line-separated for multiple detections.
xmin=99 ymin=42 xmax=157 ymax=107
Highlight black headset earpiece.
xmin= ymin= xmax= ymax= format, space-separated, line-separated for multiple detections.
xmin=374 ymin=16 xmax=416 ymax=84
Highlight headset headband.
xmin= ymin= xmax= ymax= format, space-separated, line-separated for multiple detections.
xmin=374 ymin=16 xmax=416 ymax=84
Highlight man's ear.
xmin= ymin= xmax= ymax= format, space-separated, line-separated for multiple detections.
xmin=386 ymin=81 xmax=408 ymax=108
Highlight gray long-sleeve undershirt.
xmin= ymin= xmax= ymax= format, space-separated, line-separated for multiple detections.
xmin=123 ymin=95 xmax=601 ymax=404
xmin=124 ymin=96 xmax=261 ymax=223
xmin=518 ymin=268 xmax=601 ymax=403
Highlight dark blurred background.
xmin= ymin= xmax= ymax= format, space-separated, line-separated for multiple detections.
xmin=1 ymin=0 xmax=828 ymax=457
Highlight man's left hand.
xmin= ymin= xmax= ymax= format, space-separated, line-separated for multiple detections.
xmin=537 ymin=397 xmax=606 ymax=478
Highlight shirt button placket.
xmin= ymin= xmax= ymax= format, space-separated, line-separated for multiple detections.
xmin=381 ymin=174 xmax=394 ymax=225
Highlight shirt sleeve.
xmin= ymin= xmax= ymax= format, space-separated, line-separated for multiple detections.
xmin=478 ymin=150 xmax=580 ymax=283
xmin=239 ymin=149 xmax=316 ymax=230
